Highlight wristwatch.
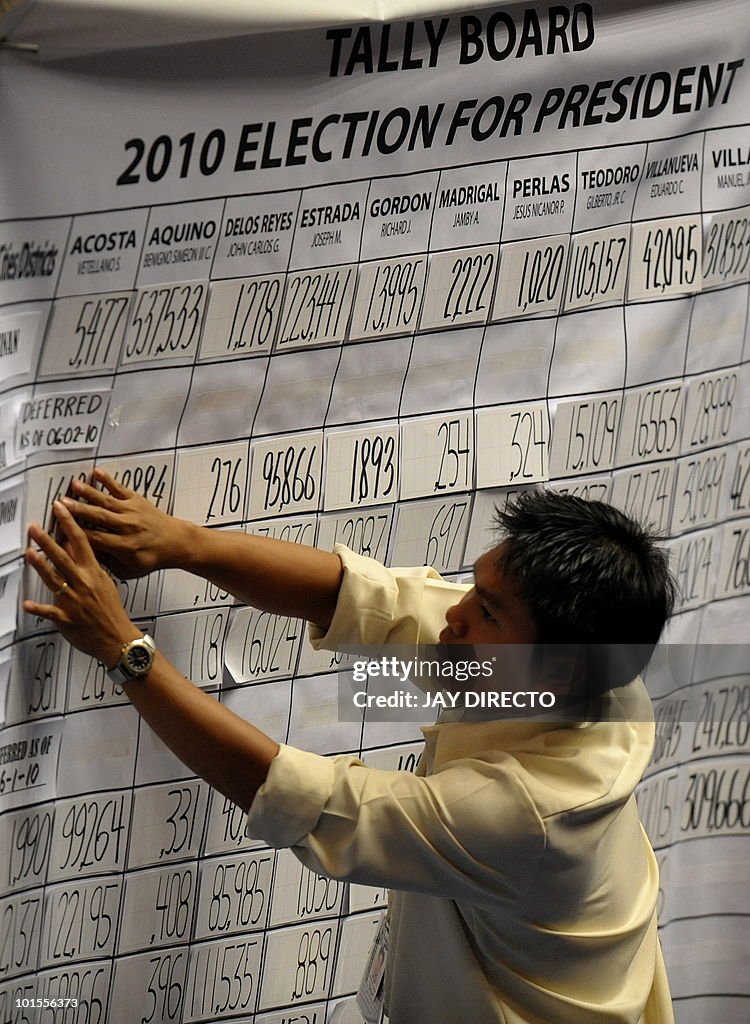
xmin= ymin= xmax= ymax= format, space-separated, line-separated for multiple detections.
xmin=107 ymin=634 xmax=157 ymax=685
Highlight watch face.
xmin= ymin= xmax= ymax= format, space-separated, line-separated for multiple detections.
xmin=125 ymin=642 xmax=153 ymax=675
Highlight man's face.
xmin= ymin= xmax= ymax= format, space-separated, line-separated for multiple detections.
xmin=438 ymin=543 xmax=537 ymax=648
xmin=437 ymin=545 xmax=582 ymax=702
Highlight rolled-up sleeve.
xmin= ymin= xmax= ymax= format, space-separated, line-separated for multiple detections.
xmin=247 ymin=742 xmax=546 ymax=902
xmin=308 ymin=544 xmax=470 ymax=650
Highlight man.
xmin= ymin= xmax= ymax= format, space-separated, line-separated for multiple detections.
xmin=24 ymin=477 xmax=676 ymax=1023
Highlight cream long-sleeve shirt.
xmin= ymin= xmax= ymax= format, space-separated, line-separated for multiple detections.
xmin=247 ymin=546 xmax=675 ymax=1024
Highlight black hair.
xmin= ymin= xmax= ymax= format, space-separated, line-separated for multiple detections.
xmin=494 ymin=489 xmax=677 ymax=692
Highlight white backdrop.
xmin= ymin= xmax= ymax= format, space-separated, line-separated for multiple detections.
xmin=1 ymin=2 xmax=749 ymax=1021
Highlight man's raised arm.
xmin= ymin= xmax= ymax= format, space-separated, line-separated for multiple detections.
xmin=63 ymin=470 xmax=344 ymax=630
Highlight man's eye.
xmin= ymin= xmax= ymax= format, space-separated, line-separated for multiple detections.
xmin=480 ymin=604 xmax=497 ymax=624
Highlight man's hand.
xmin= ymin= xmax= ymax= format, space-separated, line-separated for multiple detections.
xmin=60 ymin=468 xmax=343 ymax=629
xmin=24 ymin=501 xmax=141 ymax=667
xmin=24 ymin=500 xmax=279 ymax=810
xmin=61 ymin=469 xmax=191 ymax=579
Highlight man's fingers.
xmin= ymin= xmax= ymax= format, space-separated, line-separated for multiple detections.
xmin=22 ymin=599 xmax=67 ymax=624
xmin=61 ymin=496 xmax=124 ymax=532
xmin=27 ymin=521 xmax=79 ymax=582
xmin=25 ymin=547 xmax=66 ymax=592
xmin=93 ymin=468 xmax=132 ymax=500
xmin=69 ymin=478 xmax=122 ymax=510
xmin=51 ymin=501 xmax=98 ymax=566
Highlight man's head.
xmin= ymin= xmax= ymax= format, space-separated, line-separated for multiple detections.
xmin=441 ymin=489 xmax=676 ymax=693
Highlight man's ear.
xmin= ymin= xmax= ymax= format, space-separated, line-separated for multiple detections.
xmin=535 ymin=644 xmax=586 ymax=696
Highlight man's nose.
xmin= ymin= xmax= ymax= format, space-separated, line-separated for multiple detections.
xmin=445 ymin=601 xmax=468 ymax=638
